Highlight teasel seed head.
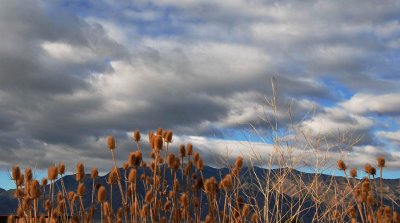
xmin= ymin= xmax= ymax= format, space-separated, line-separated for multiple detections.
xmin=377 ymin=156 xmax=385 ymax=168
xmin=91 ymin=167 xmax=98 ymax=179
xmin=167 ymin=154 xmax=175 ymax=168
xmin=196 ymin=159 xmax=204 ymax=171
xmin=165 ymin=130 xmax=173 ymax=143
xmin=133 ymin=129 xmax=141 ymax=142
xmin=365 ymin=163 xmax=373 ymax=175
xmin=235 ymin=156 xmax=244 ymax=169
xmin=76 ymin=162 xmax=85 ymax=181
xmin=123 ymin=162 xmax=129 ymax=170
xmin=16 ymin=174 xmax=24 ymax=187
xmin=25 ymin=167 xmax=32 ymax=182
xmin=128 ymin=152 xmax=137 ymax=167
xmin=128 ymin=168 xmax=136 ymax=182
xmin=370 ymin=167 xmax=376 ymax=176
xmin=350 ymin=168 xmax=357 ymax=178
xmin=156 ymin=127 xmax=163 ymax=136
xmin=337 ymin=159 xmax=347 ymax=171
xmin=154 ymin=135 xmax=163 ymax=151
xmin=11 ymin=165 xmax=20 ymax=181
xmin=41 ymin=177 xmax=48 ymax=186
xmin=179 ymin=144 xmax=186 ymax=157
xmin=48 ymin=165 xmax=58 ymax=180
xmin=97 ymin=186 xmax=106 ymax=203
xmin=107 ymin=135 xmax=116 ymax=150
xmin=29 ymin=180 xmax=41 ymax=199
xmin=58 ymin=162 xmax=65 ymax=175
xmin=134 ymin=150 xmax=142 ymax=166
xmin=77 ymin=183 xmax=84 ymax=196
xmin=221 ymin=174 xmax=233 ymax=191
xmin=186 ymin=143 xmax=193 ymax=156
xmin=108 ymin=167 xmax=118 ymax=185
xmin=193 ymin=152 xmax=200 ymax=162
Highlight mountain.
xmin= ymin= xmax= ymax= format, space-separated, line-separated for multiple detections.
xmin=1 ymin=166 xmax=399 ymax=221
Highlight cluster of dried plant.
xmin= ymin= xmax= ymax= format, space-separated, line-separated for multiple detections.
xmin=7 ymin=126 xmax=399 ymax=223
xmin=6 ymin=80 xmax=399 ymax=223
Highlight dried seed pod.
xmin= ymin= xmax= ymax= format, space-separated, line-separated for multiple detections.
xmin=76 ymin=162 xmax=85 ymax=181
xmin=41 ymin=178 xmax=48 ymax=186
xmin=193 ymin=152 xmax=200 ymax=162
xmin=133 ymin=129 xmax=141 ymax=142
xmin=97 ymin=186 xmax=106 ymax=203
xmin=350 ymin=168 xmax=357 ymax=178
xmin=186 ymin=143 xmax=193 ymax=156
xmin=180 ymin=193 xmax=189 ymax=207
xmin=337 ymin=160 xmax=347 ymax=171
xmin=77 ymin=183 xmax=84 ymax=196
xmin=25 ymin=167 xmax=33 ymax=182
xmin=154 ymin=135 xmax=163 ymax=151
xmin=128 ymin=152 xmax=137 ymax=167
xmin=58 ymin=162 xmax=65 ymax=175
xmin=179 ymin=145 xmax=186 ymax=158
xmin=235 ymin=156 xmax=244 ymax=169
xmin=29 ymin=180 xmax=41 ymax=199
xmin=377 ymin=157 xmax=385 ymax=168
xmin=123 ymin=162 xmax=129 ymax=170
xmin=165 ymin=130 xmax=173 ymax=143
xmin=11 ymin=165 xmax=20 ymax=181
xmin=128 ymin=169 xmax=137 ymax=182
xmin=107 ymin=135 xmax=116 ymax=150
xmin=48 ymin=165 xmax=58 ymax=180
xmin=91 ymin=167 xmax=98 ymax=179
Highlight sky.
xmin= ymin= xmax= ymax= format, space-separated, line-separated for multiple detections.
xmin=0 ymin=0 xmax=400 ymax=189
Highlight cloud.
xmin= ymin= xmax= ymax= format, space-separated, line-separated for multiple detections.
xmin=0 ymin=0 xmax=399 ymax=179
xmin=376 ymin=130 xmax=400 ymax=145
xmin=342 ymin=93 xmax=400 ymax=116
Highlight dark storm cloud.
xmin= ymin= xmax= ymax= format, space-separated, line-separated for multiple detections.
xmin=0 ymin=0 xmax=399 ymax=172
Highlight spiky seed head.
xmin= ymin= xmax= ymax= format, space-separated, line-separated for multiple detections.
xmin=165 ymin=130 xmax=173 ymax=143
xmin=173 ymin=157 xmax=181 ymax=171
xmin=133 ymin=129 xmax=141 ymax=142
xmin=29 ymin=180 xmax=41 ymax=199
xmin=205 ymin=215 xmax=213 ymax=223
xmin=154 ymin=135 xmax=163 ymax=151
xmin=167 ymin=154 xmax=175 ymax=168
xmin=150 ymin=151 xmax=156 ymax=159
xmin=108 ymin=167 xmax=118 ymax=185
xmin=91 ymin=167 xmax=98 ymax=179
xmin=337 ymin=159 xmax=347 ymax=171
xmin=76 ymin=162 xmax=85 ymax=181
xmin=193 ymin=152 xmax=200 ymax=162
xmin=370 ymin=167 xmax=376 ymax=176
xmin=156 ymin=127 xmax=163 ymax=136
xmin=123 ymin=162 xmax=129 ymax=170
xmin=107 ymin=135 xmax=116 ymax=150
xmin=235 ymin=156 xmax=244 ymax=169
xmin=77 ymin=183 xmax=84 ymax=196
xmin=365 ymin=163 xmax=373 ymax=174
xmin=145 ymin=190 xmax=153 ymax=203
xmin=41 ymin=177 xmax=48 ymax=186
xmin=377 ymin=156 xmax=385 ymax=168
xmin=58 ymin=162 xmax=65 ymax=175
xmin=128 ymin=152 xmax=137 ymax=167
xmin=179 ymin=145 xmax=186 ymax=157
xmin=148 ymin=130 xmax=154 ymax=143
xmin=350 ymin=168 xmax=357 ymax=178
xmin=48 ymin=165 xmax=58 ymax=180
xmin=222 ymin=174 xmax=233 ymax=191
xmin=12 ymin=165 xmax=20 ymax=181
xmin=97 ymin=186 xmax=106 ymax=203
xmin=16 ymin=174 xmax=24 ymax=187
xmin=196 ymin=159 xmax=204 ymax=171
xmin=25 ymin=167 xmax=32 ymax=182
xmin=186 ymin=143 xmax=193 ymax=156
xmin=128 ymin=169 xmax=136 ymax=182
xmin=134 ymin=150 xmax=142 ymax=166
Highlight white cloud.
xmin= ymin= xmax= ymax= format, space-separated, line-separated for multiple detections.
xmin=41 ymin=41 xmax=97 ymax=63
xmin=342 ymin=93 xmax=400 ymax=115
